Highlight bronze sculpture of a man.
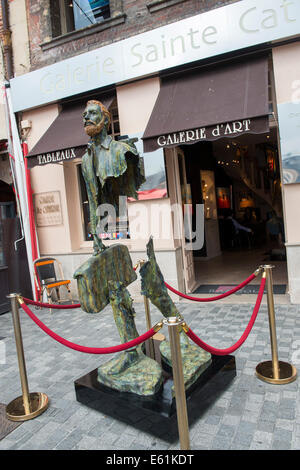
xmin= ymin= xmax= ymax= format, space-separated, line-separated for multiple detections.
xmin=81 ymin=99 xmax=145 ymax=254
xmin=75 ymin=99 xmax=211 ymax=396
xmin=75 ymin=100 xmax=164 ymax=395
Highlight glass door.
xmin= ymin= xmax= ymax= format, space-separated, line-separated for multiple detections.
xmin=174 ymin=148 xmax=197 ymax=293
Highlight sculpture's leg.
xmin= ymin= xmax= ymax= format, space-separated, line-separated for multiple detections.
xmin=97 ymin=281 xmax=163 ymax=395
xmin=140 ymin=237 xmax=212 ymax=391
xmin=99 ymin=281 xmax=140 ymax=376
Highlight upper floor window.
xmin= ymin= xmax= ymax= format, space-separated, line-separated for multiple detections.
xmin=51 ymin=0 xmax=110 ymax=38
xmin=73 ymin=0 xmax=110 ymax=29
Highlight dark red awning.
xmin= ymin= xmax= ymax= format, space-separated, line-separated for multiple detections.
xmin=142 ymin=56 xmax=270 ymax=152
xmin=27 ymin=94 xmax=114 ymax=168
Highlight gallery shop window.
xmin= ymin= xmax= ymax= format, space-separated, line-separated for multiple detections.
xmin=51 ymin=0 xmax=111 ymax=38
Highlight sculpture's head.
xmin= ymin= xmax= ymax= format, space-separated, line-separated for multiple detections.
xmin=83 ymin=100 xmax=111 ymax=137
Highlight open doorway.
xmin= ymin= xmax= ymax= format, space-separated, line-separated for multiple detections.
xmin=0 ymin=179 xmax=16 ymax=313
xmin=0 ymin=177 xmax=33 ymax=309
xmin=177 ymin=125 xmax=287 ymax=292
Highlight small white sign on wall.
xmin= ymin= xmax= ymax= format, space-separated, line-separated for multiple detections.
xmin=34 ymin=191 xmax=63 ymax=227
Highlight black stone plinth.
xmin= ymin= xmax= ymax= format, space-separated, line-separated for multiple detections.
xmin=74 ymin=352 xmax=236 ymax=442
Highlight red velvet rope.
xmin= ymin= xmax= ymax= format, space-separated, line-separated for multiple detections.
xmin=22 ymin=297 xmax=81 ymax=309
xmin=164 ymin=273 xmax=257 ymax=302
xmin=20 ymin=301 xmax=157 ymax=354
xmin=23 ymin=269 xmax=259 ymax=309
xmin=185 ymin=276 xmax=266 ymax=356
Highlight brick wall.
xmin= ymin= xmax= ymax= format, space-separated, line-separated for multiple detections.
xmin=26 ymin=0 xmax=241 ymax=71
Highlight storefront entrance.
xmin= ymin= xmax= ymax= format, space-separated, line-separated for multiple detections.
xmin=175 ymin=125 xmax=287 ymax=293
xmin=141 ymin=51 xmax=289 ymax=295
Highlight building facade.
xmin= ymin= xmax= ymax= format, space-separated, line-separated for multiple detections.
xmin=6 ymin=0 xmax=300 ymax=303
xmin=0 ymin=0 xmax=32 ymax=312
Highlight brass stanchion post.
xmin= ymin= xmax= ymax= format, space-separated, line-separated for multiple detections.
xmin=6 ymin=293 xmax=49 ymax=421
xmin=136 ymin=259 xmax=165 ymax=360
xmin=165 ymin=317 xmax=190 ymax=450
xmin=256 ymin=266 xmax=297 ymax=385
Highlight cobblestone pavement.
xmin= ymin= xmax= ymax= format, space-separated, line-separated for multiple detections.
xmin=0 ymin=298 xmax=300 ymax=451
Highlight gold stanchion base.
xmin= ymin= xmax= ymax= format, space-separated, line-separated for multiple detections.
xmin=256 ymin=361 xmax=297 ymax=385
xmin=6 ymin=392 xmax=49 ymax=422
